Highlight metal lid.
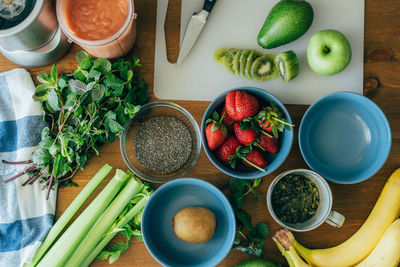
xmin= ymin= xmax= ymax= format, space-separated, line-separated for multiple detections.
xmin=0 ymin=0 xmax=43 ymax=37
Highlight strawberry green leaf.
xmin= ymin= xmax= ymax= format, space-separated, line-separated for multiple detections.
xmin=239 ymin=122 xmax=249 ymax=131
xmin=221 ymin=124 xmax=227 ymax=136
xmin=271 ymin=125 xmax=279 ymax=138
xmin=212 ymin=111 xmax=219 ymax=121
xmin=229 ymin=158 xmax=237 ymax=169
xmin=205 ymin=118 xmax=214 ymax=125
xmin=240 ymin=147 xmax=252 ymax=154
xmin=211 ymin=122 xmax=220 ymax=132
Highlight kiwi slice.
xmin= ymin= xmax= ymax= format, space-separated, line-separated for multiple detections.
xmin=239 ymin=50 xmax=251 ymax=77
xmin=213 ymin=48 xmax=228 ymax=65
xmin=250 ymin=54 xmax=278 ymax=81
xmin=245 ymin=50 xmax=263 ymax=79
xmin=274 ymin=50 xmax=299 ymax=82
xmin=224 ymin=49 xmax=238 ymax=74
xmin=232 ymin=50 xmax=242 ymax=75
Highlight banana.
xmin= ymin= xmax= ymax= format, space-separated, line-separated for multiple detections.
xmin=273 ymin=229 xmax=310 ymax=267
xmin=294 ymin=168 xmax=400 ymax=267
xmin=356 ymin=219 xmax=400 ymax=267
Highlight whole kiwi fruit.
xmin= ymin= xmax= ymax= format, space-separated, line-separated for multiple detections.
xmin=172 ymin=207 xmax=216 ymax=243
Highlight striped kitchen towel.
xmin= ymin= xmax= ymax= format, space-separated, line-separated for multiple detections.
xmin=0 ymin=68 xmax=56 ymax=267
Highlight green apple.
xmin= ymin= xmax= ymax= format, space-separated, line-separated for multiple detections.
xmin=307 ymin=29 xmax=352 ymax=76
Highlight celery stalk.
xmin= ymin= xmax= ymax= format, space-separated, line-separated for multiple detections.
xmin=28 ymin=164 xmax=113 ymax=267
xmin=37 ymin=169 xmax=130 ymax=267
xmin=64 ymin=177 xmax=143 ymax=267
xmin=82 ymin=196 xmax=149 ymax=267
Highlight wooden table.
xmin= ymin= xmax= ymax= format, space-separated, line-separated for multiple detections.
xmin=1 ymin=0 xmax=399 ymax=266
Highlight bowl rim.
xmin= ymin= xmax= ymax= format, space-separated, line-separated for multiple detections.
xmin=141 ymin=178 xmax=236 ymax=267
xmin=120 ymin=101 xmax=202 ymax=183
xmin=201 ymin=86 xmax=294 ymax=179
xmin=298 ymin=91 xmax=392 ymax=184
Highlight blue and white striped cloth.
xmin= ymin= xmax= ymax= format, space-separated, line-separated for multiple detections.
xmin=0 ymin=69 xmax=56 ymax=267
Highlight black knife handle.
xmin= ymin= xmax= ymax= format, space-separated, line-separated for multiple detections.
xmin=203 ymin=0 xmax=217 ymax=13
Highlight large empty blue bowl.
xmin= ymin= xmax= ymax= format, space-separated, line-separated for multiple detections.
xmin=299 ymin=92 xmax=391 ymax=184
xmin=141 ymin=178 xmax=236 ymax=267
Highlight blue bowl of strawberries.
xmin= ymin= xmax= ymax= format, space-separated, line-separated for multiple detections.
xmin=201 ymin=87 xmax=294 ymax=179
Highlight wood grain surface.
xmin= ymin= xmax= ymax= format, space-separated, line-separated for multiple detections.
xmin=0 ymin=0 xmax=399 ymax=266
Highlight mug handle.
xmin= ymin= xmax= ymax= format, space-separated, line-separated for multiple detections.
xmin=325 ymin=210 xmax=345 ymax=228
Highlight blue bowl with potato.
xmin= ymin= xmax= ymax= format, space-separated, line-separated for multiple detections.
xmin=201 ymin=87 xmax=294 ymax=179
xmin=299 ymin=91 xmax=391 ymax=184
xmin=141 ymin=178 xmax=236 ymax=267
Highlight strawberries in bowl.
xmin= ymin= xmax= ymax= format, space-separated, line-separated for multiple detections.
xmin=201 ymin=87 xmax=294 ymax=179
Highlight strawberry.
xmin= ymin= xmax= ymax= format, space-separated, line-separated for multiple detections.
xmin=234 ymin=122 xmax=257 ymax=146
xmin=205 ymin=111 xmax=228 ymax=150
xmin=216 ymin=136 xmax=241 ymax=163
xmin=259 ymin=134 xmax=280 ymax=154
xmin=225 ymin=90 xmax=259 ymax=121
xmin=255 ymin=102 xmax=293 ymax=137
xmin=221 ymin=105 xmax=234 ymax=130
xmin=228 ymin=146 xmax=267 ymax=171
xmin=242 ymin=149 xmax=268 ymax=169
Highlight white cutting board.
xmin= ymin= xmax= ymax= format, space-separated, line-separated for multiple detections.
xmin=154 ymin=0 xmax=364 ymax=105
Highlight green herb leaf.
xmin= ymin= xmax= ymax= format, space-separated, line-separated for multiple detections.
xmin=37 ymin=73 xmax=52 ymax=84
xmin=69 ymin=79 xmax=87 ymax=94
xmin=256 ymin=223 xmax=269 ymax=239
xmin=105 ymin=111 xmax=125 ymax=133
xmin=230 ymin=191 xmax=244 ymax=209
xmin=127 ymin=70 xmax=133 ymax=81
xmin=133 ymin=55 xmax=142 ymax=67
xmin=75 ymin=50 xmax=89 ymax=64
xmin=94 ymin=58 xmax=112 ymax=72
xmin=50 ymin=64 xmax=58 ymax=85
xmin=235 ymin=209 xmax=253 ymax=231
xmin=58 ymin=77 xmax=67 ymax=89
xmin=33 ymin=84 xmax=52 ymax=101
xmin=91 ymin=84 xmax=105 ymax=102
xmin=253 ymin=178 xmax=262 ymax=187
xmin=47 ymin=89 xmax=60 ymax=112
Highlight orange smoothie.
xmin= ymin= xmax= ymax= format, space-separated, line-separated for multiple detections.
xmin=66 ymin=0 xmax=129 ymax=41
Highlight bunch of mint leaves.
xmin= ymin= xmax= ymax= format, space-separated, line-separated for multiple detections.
xmin=230 ymin=178 xmax=269 ymax=257
xmin=3 ymin=51 xmax=148 ymax=198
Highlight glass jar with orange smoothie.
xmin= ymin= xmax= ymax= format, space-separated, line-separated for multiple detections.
xmin=56 ymin=0 xmax=137 ymax=58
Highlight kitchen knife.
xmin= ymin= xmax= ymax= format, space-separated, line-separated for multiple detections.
xmin=176 ymin=0 xmax=217 ymax=65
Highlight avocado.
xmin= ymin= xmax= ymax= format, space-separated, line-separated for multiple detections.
xmin=235 ymin=258 xmax=279 ymax=267
xmin=257 ymin=0 xmax=314 ymax=49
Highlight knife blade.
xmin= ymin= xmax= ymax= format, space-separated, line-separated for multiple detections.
xmin=176 ymin=0 xmax=218 ymax=65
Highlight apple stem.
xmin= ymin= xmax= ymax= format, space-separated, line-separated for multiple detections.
xmin=323 ymin=45 xmax=330 ymax=54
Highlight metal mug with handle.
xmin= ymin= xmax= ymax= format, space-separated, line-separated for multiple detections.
xmin=267 ymin=169 xmax=345 ymax=232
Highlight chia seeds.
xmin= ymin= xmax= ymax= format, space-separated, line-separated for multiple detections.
xmin=134 ymin=116 xmax=192 ymax=174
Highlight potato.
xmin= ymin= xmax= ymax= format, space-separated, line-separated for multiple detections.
xmin=172 ymin=207 xmax=216 ymax=243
